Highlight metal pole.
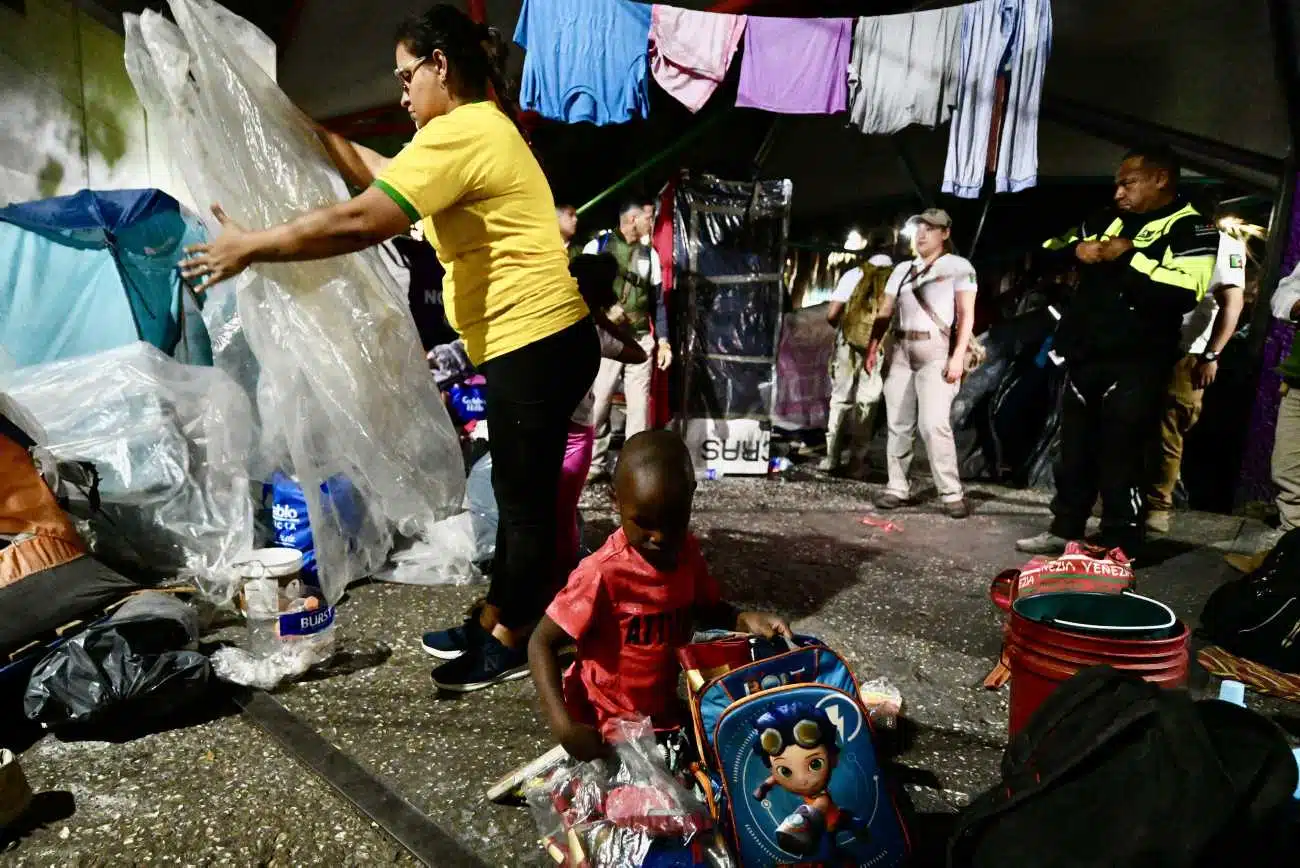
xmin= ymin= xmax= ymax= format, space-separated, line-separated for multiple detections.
xmin=1248 ymin=154 xmax=1295 ymax=362
xmin=576 ymin=112 xmax=728 ymax=216
xmin=1251 ymin=0 xmax=1300 ymax=355
xmin=892 ymin=138 xmax=933 ymax=209
xmin=968 ymin=183 xmax=995 ymax=258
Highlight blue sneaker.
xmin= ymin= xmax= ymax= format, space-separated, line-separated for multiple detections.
xmin=421 ymin=603 xmax=485 ymax=661
xmin=430 ymin=633 xmax=530 ymax=694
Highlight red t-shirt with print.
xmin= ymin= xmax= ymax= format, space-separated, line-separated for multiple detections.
xmin=547 ymin=528 xmax=721 ymax=731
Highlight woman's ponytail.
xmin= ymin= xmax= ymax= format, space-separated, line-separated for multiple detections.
xmin=478 ymin=25 xmax=528 ymax=142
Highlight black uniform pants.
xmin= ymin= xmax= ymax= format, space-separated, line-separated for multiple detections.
xmin=1049 ymin=362 xmax=1170 ymax=551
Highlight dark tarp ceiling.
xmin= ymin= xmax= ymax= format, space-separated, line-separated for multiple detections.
xmin=96 ymin=0 xmax=1288 ymax=221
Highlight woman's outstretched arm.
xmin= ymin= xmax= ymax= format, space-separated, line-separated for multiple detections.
xmin=179 ymin=188 xmax=412 ymax=289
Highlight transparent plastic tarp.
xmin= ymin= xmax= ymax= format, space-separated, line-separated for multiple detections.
xmin=1 ymin=342 xmax=255 ymax=597
xmin=124 ymin=0 xmax=465 ymax=602
xmin=673 ymin=174 xmax=792 ymax=421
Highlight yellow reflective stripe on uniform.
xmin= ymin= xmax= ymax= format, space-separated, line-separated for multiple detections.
xmin=1128 ymin=247 xmax=1215 ymax=300
xmin=1098 ymin=217 xmax=1123 ymax=239
xmin=1135 ymin=203 xmax=1199 ymax=239
xmin=1043 ymin=228 xmax=1081 ymax=250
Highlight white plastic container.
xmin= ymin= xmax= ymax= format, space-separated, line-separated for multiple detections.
xmin=233 ymin=548 xmax=335 ymax=661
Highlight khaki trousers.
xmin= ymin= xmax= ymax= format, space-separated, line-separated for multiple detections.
xmin=882 ymin=342 xmax=963 ymax=502
xmin=825 ymin=334 xmax=884 ymax=468
xmin=1147 ymin=355 xmax=1204 ymax=514
xmin=1273 ymin=385 xmax=1300 ymax=531
xmin=590 ymin=333 xmax=656 ymax=474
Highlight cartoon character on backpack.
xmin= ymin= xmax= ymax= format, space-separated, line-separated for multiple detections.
xmin=751 ymin=702 xmax=869 ymax=862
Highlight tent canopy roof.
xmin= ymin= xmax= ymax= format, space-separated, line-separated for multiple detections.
xmin=95 ymin=0 xmax=1287 ymax=219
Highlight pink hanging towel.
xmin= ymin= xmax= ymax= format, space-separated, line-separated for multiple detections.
xmin=736 ymin=16 xmax=852 ymax=115
xmin=650 ymin=6 xmax=746 ymax=113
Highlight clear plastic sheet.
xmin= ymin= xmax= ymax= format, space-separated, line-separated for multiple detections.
xmin=672 ymin=175 xmax=792 ymax=422
xmin=525 ymin=718 xmax=715 ymax=867
xmin=124 ymin=0 xmax=465 ymax=603
xmin=374 ymin=513 xmax=481 ymax=586
xmin=1 ymin=342 xmax=255 ymax=597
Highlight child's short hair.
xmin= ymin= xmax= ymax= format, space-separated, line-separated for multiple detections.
xmin=615 ymin=431 xmax=694 ymax=497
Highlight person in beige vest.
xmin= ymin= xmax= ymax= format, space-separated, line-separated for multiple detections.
xmin=820 ymin=238 xmax=894 ymax=477
xmin=865 ymin=210 xmax=977 ymax=519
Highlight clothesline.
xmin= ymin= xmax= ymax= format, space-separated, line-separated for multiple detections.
xmin=514 ymin=0 xmax=1052 ymax=199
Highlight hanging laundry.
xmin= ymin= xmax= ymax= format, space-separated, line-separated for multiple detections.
xmin=736 ymin=17 xmax=852 ymax=115
xmin=649 ymin=6 xmax=746 ymax=113
xmin=943 ymin=0 xmax=1053 ymax=199
xmin=848 ymin=5 xmax=963 ymax=135
xmin=514 ymin=0 xmax=652 ymax=125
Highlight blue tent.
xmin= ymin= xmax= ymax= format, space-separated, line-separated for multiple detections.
xmin=0 ymin=189 xmax=211 ymax=369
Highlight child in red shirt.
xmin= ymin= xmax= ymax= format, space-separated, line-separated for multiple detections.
xmin=529 ymin=430 xmax=790 ymax=761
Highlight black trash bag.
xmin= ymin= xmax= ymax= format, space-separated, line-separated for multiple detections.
xmin=1200 ymin=529 xmax=1300 ymax=672
xmin=24 ymin=592 xmax=211 ymax=732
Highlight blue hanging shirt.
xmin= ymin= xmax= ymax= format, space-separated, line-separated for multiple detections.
xmin=514 ymin=0 xmax=651 ymax=125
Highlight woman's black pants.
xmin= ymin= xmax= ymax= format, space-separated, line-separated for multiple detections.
xmin=479 ymin=318 xmax=600 ymax=630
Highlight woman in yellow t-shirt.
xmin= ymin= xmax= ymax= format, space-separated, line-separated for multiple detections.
xmin=179 ymin=4 xmax=599 ymax=693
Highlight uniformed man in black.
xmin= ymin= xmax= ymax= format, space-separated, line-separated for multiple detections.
xmin=1018 ymin=146 xmax=1217 ymax=557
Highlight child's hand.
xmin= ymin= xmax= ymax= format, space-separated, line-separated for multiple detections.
xmin=736 ymin=611 xmax=792 ymax=640
xmin=558 ymin=720 xmax=609 ymax=763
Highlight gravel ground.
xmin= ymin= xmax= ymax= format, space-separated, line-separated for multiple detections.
xmin=3 ymin=472 xmax=1287 ymax=867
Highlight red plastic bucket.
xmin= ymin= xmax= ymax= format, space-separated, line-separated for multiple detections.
xmin=1006 ymin=596 xmax=1190 ymax=737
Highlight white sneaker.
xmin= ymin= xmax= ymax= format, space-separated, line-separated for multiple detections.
xmin=0 ymin=749 xmax=33 ymax=831
xmin=1015 ymin=531 xmax=1068 ymax=556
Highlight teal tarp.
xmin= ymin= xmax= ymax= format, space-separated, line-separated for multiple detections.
xmin=0 ymin=188 xmax=210 ymax=368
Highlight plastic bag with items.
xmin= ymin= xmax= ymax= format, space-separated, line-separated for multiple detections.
xmin=525 ymin=718 xmax=728 ymax=868
xmin=1 ymin=342 xmax=255 ymax=598
xmin=123 ymin=0 xmax=465 ymax=604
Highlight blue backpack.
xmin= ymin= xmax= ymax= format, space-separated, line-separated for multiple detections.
xmin=681 ymin=636 xmax=909 ymax=867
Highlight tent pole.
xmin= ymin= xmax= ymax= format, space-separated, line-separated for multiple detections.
xmin=576 ymin=112 xmax=728 ymax=216
xmin=893 ymin=138 xmax=932 ymax=209
xmin=968 ymin=183 xmax=995 ymax=258
xmin=1233 ymin=0 xmax=1300 ymax=506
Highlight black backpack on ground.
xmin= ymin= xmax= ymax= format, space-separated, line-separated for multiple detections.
xmin=1200 ymin=528 xmax=1300 ymax=672
xmin=948 ymin=666 xmax=1297 ymax=868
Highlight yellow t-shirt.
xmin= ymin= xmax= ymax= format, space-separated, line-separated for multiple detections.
xmin=373 ymin=101 xmax=588 ymax=364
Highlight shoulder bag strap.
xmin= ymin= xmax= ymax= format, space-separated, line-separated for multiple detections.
xmin=906 ymin=262 xmax=953 ymax=339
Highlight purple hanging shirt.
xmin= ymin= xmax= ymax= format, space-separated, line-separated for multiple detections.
xmin=736 ymin=17 xmax=851 ymax=114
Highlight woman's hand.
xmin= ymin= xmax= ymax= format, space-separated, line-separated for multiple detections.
xmin=943 ymin=355 xmax=964 ymax=384
xmin=179 ymin=204 xmax=254 ymax=291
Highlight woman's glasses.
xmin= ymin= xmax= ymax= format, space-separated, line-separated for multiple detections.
xmin=393 ymin=56 xmax=431 ymax=90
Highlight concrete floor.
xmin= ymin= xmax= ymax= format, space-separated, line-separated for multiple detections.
xmin=3 ymin=472 xmax=1292 ymax=867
